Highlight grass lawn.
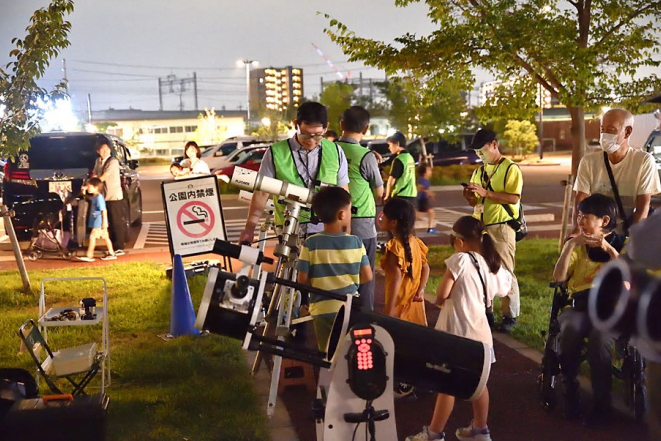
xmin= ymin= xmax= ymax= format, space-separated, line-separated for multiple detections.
xmin=425 ymin=237 xmax=560 ymax=351
xmin=0 ymin=263 xmax=269 ymax=441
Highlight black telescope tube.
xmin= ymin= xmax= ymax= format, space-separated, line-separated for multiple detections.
xmin=212 ymin=239 xmax=274 ymax=265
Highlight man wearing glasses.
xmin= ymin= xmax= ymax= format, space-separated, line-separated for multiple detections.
xmin=238 ymin=102 xmax=350 ymax=244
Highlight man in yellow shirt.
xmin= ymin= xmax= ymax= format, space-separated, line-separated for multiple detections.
xmin=464 ymin=129 xmax=523 ymax=333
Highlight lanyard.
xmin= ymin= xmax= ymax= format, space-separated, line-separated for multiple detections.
xmin=297 ymin=147 xmax=322 ymax=187
xmin=481 ymin=157 xmax=505 ymax=191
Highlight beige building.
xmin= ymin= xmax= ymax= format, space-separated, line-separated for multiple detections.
xmin=91 ymin=109 xmax=246 ymax=157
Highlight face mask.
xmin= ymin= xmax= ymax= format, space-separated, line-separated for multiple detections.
xmin=599 ymin=132 xmax=622 ymax=154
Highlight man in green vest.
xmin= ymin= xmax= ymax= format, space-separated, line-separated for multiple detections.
xmin=384 ymin=131 xmax=417 ymax=203
xmin=337 ymin=106 xmax=384 ymax=311
xmin=238 ymin=102 xmax=349 ymax=244
xmin=464 ymin=128 xmax=523 ymax=334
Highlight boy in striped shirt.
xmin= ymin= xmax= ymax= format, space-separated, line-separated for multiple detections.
xmin=297 ymin=186 xmax=373 ymax=352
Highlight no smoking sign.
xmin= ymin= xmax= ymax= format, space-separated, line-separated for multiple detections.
xmin=162 ymin=175 xmax=227 ymax=258
xmin=176 ymin=201 xmax=215 ymax=238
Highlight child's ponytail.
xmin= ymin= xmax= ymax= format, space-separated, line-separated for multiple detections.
xmin=480 ymin=232 xmax=503 ymax=274
xmin=453 ymin=216 xmax=503 ymax=274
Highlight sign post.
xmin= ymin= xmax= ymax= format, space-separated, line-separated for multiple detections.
xmin=161 ymin=175 xmax=230 ymax=270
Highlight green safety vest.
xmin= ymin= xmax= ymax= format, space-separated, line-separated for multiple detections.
xmin=271 ymin=138 xmax=340 ymax=225
xmin=391 ymin=152 xmax=417 ymax=198
xmin=337 ymin=141 xmax=375 ymax=218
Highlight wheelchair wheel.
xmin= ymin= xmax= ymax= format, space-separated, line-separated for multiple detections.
xmin=538 ymin=352 xmax=559 ymax=411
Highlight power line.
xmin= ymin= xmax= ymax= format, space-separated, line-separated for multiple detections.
xmin=68 ymin=59 xmax=354 ymax=71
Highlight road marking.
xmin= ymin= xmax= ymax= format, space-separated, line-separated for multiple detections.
xmin=526 ymin=213 xmax=555 ymax=222
xmin=133 ymin=223 xmax=150 ymax=249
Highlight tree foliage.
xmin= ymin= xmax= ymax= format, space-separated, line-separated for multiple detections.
xmin=379 ymin=75 xmax=467 ymax=139
xmin=503 ymin=119 xmax=539 ymax=157
xmin=0 ymin=0 xmax=74 ymax=158
xmin=324 ymin=1 xmax=661 ymax=174
xmin=319 ymin=81 xmax=355 ymax=132
xmin=193 ymin=109 xmax=228 ymax=146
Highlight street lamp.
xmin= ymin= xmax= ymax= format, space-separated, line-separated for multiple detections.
xmin=237 ymin=59 xmax=259 ymax=130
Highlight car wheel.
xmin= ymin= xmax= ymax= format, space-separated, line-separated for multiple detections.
xmin=131 ymin=190 xmax=143 ymax=226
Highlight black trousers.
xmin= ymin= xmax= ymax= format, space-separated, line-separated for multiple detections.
xmin=106 ymin=200 xmax=126 ymax=250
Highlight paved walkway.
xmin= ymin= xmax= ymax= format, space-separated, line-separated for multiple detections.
xmin=277 ymin=274 xmax=650 ymax=441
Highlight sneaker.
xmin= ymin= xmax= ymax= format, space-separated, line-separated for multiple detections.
xmin=406 ymin=426 xmax=445 ymax=441
xmin=427 ymin=228 xmax=439 ymax=234
xmin=499 ymin=316 xmax=517 ymax=334
xmin=76 ymin=256 xmax=95 ymax=262
xmin=101 ymin=254 xmax=117 ymax=261
xmin=456 ymin=421 xmax=491 ymax=441
xmin=114 ymin=249 xmax=125 ymax=256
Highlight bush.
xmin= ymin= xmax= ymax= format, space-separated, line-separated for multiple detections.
xmin=429 ymin=164 xmax=480 ymax=186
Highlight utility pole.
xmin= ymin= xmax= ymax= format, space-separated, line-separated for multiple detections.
xmin=158 ymin=74 xmax=197 ymax=111
xmin=193 ymin=72 xmax=198 ymax=110
xmin=158 ymin=78 xmax=163 ymax=111
xmin=87 ymin=94 xmax=92 ymax=125
xmin=62 ymin=58 xmax=69 ymax=93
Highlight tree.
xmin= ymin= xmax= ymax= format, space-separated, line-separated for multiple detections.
xmin=503 ymin=120 xmax=539 ymax=158
xmin=0 ymin=0 xmax=74 ymax=158
xmin=192 ymin=108 xmax=228 ymax=146
xmin=325 ymin=1 xmax=661 ymax=175
xmin=320 ymin=81 xmax=355 ymax=132
xmin=252 ymin=110 xmax=290 ymax=142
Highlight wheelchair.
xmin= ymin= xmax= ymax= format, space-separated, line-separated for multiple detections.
xmin=537 ymin=282 xmax=647 ymax=421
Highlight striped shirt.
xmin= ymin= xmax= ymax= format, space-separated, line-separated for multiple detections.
xmin=297 ymin=232 xmax=369 ymax=316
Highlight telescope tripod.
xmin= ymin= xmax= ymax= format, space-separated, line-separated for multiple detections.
xmin=249 ymin=200 xmax=309 ymax=418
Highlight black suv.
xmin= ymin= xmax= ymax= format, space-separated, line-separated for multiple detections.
xmin=2 ymin=132 xmax=142 ymax=235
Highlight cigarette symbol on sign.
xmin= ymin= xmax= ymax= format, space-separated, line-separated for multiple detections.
xmin=177 ymin=201 xmax=216 ymax=239
xmin=184 ymin=206 xmax=209 ymax=225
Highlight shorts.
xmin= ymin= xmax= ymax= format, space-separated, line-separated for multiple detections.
xmin=89 ymin=227 xmax=109 ymax=240
xmin=417 ymin=198 xmax=430 ymax=212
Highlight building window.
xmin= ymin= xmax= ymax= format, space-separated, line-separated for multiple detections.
xmin=156 ymin=149 xmax=168 ymax=155
xmin=170 ymin=126 xmax=184 ymax=133
xmin=185 ymin=125 xmax=197 ymax=133
xmin=154 ymin=127 xmax=168 ymax=134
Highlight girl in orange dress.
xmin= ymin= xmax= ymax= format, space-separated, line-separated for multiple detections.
xmin=380 ymin=198 xmax=429 ymax=326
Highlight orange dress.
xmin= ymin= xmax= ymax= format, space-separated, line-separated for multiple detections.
xmin=380 ymin=236 xmax=428 ymax=326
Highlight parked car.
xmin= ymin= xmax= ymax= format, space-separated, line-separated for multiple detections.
xmin=172 ymin=135 xmax=288 ymax=171
xmin=643 ymin=128 xmax=661 ymax=206
xmin=2 ymin=132 xmax=142 ymax=236
xmin=213 ymin=144 xmax=270 ymax=181
xmin=361 ymin=136 xmax=482 ymax=172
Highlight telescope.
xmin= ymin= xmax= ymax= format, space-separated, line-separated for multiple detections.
xmin=195 ymin=239 xmax=492 ymax=441
xmin=589 ymin=258 xmax=661 ymax=357
xmin=231 ymin=167 xmax=316 ymax=206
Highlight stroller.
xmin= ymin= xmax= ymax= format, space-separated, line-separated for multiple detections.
xmin=27 ymin=208 xmax=76 ymax=261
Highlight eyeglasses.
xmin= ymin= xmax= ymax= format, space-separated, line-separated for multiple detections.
xmin=297 ymin=131 xmax=325 ymax=141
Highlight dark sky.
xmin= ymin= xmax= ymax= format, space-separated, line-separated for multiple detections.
xmin=0 ymin=0 xmax=457 ymax=114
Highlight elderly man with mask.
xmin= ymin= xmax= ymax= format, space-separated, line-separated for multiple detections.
xmin=573 ymin=108 xmax=661 ymax=234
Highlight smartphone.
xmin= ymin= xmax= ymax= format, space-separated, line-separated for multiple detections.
xmin=461 ymin=182 xmax=469 ymax=187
